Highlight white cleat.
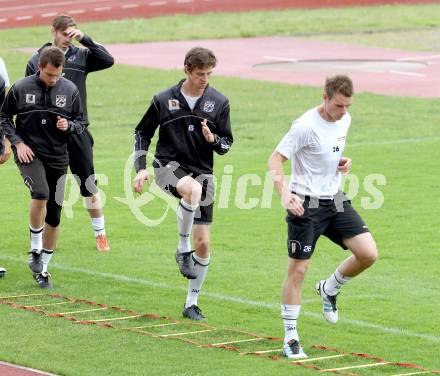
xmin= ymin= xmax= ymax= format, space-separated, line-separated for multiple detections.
xmin=316 ymin=280 xmax=339 ymax=324
xmin=283 ymin=339 xmax=308 ymax=359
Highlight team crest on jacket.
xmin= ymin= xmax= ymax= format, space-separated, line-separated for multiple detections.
xmin=55 ymin=95 xmax=67 ymax=108
xmin=25 ymin=94 xmax=36 ymax=104
xmin=203 ymin=100 xmax=215 ymax=113
xmin=168 ymin=99 xmax=180 ymax=111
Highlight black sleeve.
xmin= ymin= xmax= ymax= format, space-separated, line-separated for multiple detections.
xmin=0 ymin=85 xmax=23 ymax=145
xmin=81 ymin=34 xmax=115 ymax=73
xmin=68 ymin=89 xmax=89 ymax=134
xmin=25 ymin=57 xmax=37 ymax=77
xmin=0 ymin=83 xmax=5 ymax=106
xmin=133 ymin=97 xmax=161 ymax=172
xmin=211 ymin=100 xmax=233 ymax=155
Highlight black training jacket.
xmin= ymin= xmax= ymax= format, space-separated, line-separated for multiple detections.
xmin=0 ymin=75 xmax=5 ymax=106
xmin=25 ymin=35 xmax=114 ymax=121
xmin=0 ymin=74 xmax=87 ymax=166
xmin=134 ymin=80 xmax=233 ymax=175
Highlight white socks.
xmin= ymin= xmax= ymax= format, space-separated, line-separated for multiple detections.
xmin=281 ymin=304 xmax=301 ymax=344
xmin=324 ymin=268 xmax=352 ymax=296
xmin=177 ymin=199 xmax=198 ymax=253
xmin=29 ymin=225 xmax=43 ymax=251
xmin=91 ymin=216 xmax=106 ymax=237
xmin=185 ymin=254 xmax=210 ymax=308
xmin=41 ymin=249 xmax=53 ymax=273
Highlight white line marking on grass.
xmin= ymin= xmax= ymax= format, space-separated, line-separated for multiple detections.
xmin=389 ymin=70 xmax=425 ymax=77
xmin=121 ymin=4 xmax=139 ymax=8
xmin=1 ymin=255 xmax=439 ymax=344
xmin=350 ymin=136 xmax=440 ymax=148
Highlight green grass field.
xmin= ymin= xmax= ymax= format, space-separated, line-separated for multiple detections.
xmin=0 ymin=4 xmax=439 ymax=375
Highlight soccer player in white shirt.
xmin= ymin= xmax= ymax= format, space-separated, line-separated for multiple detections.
xmin=268 ymin=75 xmax=378 ymax=359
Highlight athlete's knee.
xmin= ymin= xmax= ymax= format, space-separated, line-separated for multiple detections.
xmin=287 ymin=259 xmax=309 ymax=281
xmin=193 ymin=236 xmax=210 ymax=254
xmin=29 ymin=183 xmax=50 ymax=200
xmin=45 ymin=201 xmax=62 ymax=227
xmin=357 ymin=244 xmax=378 ymax=267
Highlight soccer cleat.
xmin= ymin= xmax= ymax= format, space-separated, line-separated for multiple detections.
xmin=28 ymin=249 xmax=43 ymax=273
xmin=96 ymin=234 xmax=110 ymax=252
xmin=283 ymin=339 xmax=308 ymax=359
xmin=175 ymin=250 xmax=197 ymax=279
xmin=33 ymin=271 xmax=52 ymax=289
xmin=0 ymin=267 xmax=6 ymax=278
xmin=316 ymin=280 xmax=339 ymax=324
xmin=182 ymin=305 xmax=206 ymax=321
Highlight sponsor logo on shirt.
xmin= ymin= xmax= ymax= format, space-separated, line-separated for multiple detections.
xmin=67 ymin=55 xmax=76 ymax=62
xmin=337 ymin=136 xmax=346 ymax=141
xmin=188 ymin=124 xmax=194 ymax=132
xmin=55 ymin=95 xmax=67 ymax=108
xmin=168 ymin=99 xmax=180 ymax=111
xmin=26 ymin=94 xmax=36 ymax=104
xmin=203 ymin=100 xmax=215 ymax=113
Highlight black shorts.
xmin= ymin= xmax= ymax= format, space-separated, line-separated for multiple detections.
xmin=68 ymin=128 xmax=98 ymax=197
xmin=16 ymin=157 xmax=67 ymax=227
xmin=286 ymin=192 xmax=369 ymax=260
xmin=153 ymin=160 xmax=214 ymax=224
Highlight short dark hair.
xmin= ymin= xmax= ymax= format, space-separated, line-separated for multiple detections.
xmin=184 ymin=47 xmax=217 ymax=72
xmin=52 ymin=15 xmax=76 ymax=31
xmin=325 ymin=75 xmax=354 ymax=98
xmin=39 ymin=46 xmax=65 ymax=68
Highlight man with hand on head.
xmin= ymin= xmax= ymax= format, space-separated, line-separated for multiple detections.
xmin=133 ymin=47 xmax=233 ymax=321
xmin=26 ymin=14 xmax=114 ymax=252
xmin=1 ymin=46 xmax=87 ymax=288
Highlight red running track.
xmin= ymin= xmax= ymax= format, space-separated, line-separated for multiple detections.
xmin=0 ymin=361 xmax=58 ymax=376
xmin=0 ymin=0 xmax=438 ymax=29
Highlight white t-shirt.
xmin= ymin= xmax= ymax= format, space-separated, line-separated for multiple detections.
xmin=276 ymin=107 xmax=351 ymax=198
xmin=0 ymin=57 xmax=10 ymax=87
xmin=181 ymin=89 xmax=200 ymax=111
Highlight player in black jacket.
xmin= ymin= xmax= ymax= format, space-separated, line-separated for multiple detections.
xmin=0 ymin=70 xmax=7 ymax=278
xmin=26 ymin=15 xmax=114 ymax=252
xmin=133 ymin=47 xmax=233 ymax=320
xmin=0 ymin=61 xmax=11 ymax=164
xmin=1 ymin=46 xmax=87 ymax=288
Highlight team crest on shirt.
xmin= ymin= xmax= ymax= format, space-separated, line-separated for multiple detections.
xmin=25 ymin=94 xmax=36 ymax=104
xmin=168 ymin=99 xmax=180 ymax=111
xmin=55 ymin=95 xmax=67 ymax=108
xmin=203 ymin=100 xmax=215 ymax=113
xmin=67 ymin=55 xmax=76 ymax=62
